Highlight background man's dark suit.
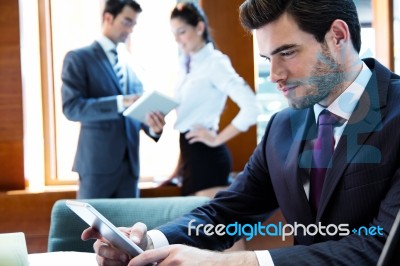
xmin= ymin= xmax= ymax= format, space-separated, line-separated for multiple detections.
xmin=62 ymin=41 xmax=157 ymax=198
xmin=157 ymin=58 xmax=400 ymax=264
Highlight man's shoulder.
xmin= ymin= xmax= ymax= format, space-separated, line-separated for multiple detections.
xmin=68 ymin=42 xmax=99 ymax=56
xmin=63 ymin=42 xmax=102 ymax=65
xmin=363 ymin=58 xmax=400 ymax=81
xmin=363 ymin=57 xmax=400 ymax=101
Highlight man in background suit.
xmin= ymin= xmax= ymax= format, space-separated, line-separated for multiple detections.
xmin=61 ymin=0 xmax=165 ymax=199
xmin=83 ymin=0 xmax=400 ymax=265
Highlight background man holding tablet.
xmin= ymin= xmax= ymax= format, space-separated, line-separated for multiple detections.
xmin=61 ymin=0 xmax=165 ymax=199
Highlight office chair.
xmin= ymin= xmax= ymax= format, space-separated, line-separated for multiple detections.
xmin=48 ymin=196 xmax=209 ymax=253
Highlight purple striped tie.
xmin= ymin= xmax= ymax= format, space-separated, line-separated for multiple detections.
xmin=309 ymin=110 xmax=337 ymax=214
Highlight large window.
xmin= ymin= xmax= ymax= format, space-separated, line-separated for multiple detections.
xmin=22 ymin=0 xmax=179 ymax=188
xmin=51 ymin=0 xmax=104 ymax=183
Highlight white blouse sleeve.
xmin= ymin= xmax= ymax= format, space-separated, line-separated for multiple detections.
xmin=209 ymin=54 xmax=261 ymax=132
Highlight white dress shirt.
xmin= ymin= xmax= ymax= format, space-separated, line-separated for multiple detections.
xmin=173 ymin=42 xmax=260 ymax=132
xmin=302 ymin=62 xmax=372 ymax=199
xmin=96 ymin=35 xmax=127 ymax=113
xmin=148 ymin=61 xmax=373 ymax=266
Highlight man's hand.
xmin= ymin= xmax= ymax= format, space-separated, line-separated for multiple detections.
xmin=123 ymin=94 xmax=141 ymax=108
xmin=129 ymin=245 xmax=259 ymax=266
xmin=146 ymin=111 xmax=166 ymax=135
xmin=81 ymin=222 xmax=152 ymax=266
xmin=129 ymin=222 xmax=153 ymax=250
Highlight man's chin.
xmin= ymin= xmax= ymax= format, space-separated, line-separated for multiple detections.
xmin=288 ymin=103 xmax=305 ymax=110
xmin=287 ymin=98 xmax=315 ymax=110
xmin=288 ymin=91 xmax=331 ymax=109
xmin=118 ymin=37 xmax=129 ymax=43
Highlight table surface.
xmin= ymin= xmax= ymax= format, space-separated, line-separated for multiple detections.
xmin=28 ymin=252 xmax=97 ymax=266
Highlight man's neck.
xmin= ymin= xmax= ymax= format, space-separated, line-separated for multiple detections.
xmin=321 ymin=58 xmax=363 ymax=107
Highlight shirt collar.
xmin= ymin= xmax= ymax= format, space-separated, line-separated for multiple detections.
xmin=97 ymin=35 xmax=117 ymax=53
xmin=189 ymin=42 xmax=214 ymax=64
xmin=314 ymin=61 xmax=372 ymax=123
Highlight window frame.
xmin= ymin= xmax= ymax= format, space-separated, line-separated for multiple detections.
xmin=38 ymin=0 xmax=69 ymax=185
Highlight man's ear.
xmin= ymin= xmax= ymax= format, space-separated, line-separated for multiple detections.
xmin=329 ymin=19 xmax=350 ymax=47
xmin=103 ymin=12 xmax=113 ymax=24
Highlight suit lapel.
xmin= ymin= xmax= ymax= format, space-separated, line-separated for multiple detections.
xmin=92 ymin=42 xmax=121 ymax=94
xmin=317 ymin=59 xmax=390 ymax=221
xmin=125 ymin=68 xmax=135 ymax=94
xmin=284 ymin=109 xmax=317 ymax=229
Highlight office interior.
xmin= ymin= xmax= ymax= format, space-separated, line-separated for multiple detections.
xmin=0 ymin=0 xmax=399 ymax=254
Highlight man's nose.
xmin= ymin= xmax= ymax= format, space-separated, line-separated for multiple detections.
xmin=269 ymin=59 xmax=286 ymax=83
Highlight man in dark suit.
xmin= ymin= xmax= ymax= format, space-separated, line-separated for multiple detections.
xmin=83 ymin=0 xmax=400 ymax=265
xmin=61 ymin=0 xmax=165 ymax=199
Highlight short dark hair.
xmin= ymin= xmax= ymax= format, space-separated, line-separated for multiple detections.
xmin=239 ymin=0 xmax=361 ymax=53
xmin=103 ymin=0 xmax=142 ymax=17
xmin=171 ymin=2 xmax=213 ymax=44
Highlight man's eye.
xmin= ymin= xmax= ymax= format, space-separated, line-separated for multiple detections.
xmin=281 ymin=50 xmax=295 ymax=56
xmin=261 ymin=56 xmax=270 ymax=62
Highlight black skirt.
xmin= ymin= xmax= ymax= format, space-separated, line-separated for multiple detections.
xmin=178 ymin=133 xmax=232 ymax=195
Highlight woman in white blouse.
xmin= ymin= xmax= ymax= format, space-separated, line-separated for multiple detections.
xmin=167 ymin=2 xmax=260 ymax=196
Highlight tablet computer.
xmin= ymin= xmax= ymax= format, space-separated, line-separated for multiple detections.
xmin=122 ymin=90 xmax=179 ymax=124
xmin=65 ymin=200 xmax=143 ymax=257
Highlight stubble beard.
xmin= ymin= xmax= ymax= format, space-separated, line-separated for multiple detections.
xmin=287 ymin=43 xmax=345 ymax=110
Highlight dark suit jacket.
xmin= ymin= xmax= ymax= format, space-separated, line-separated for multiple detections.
xmin=158 ymin=58 xmax=400 ymax=265
xmin=61 ymin=41 xmax=157 ymax=193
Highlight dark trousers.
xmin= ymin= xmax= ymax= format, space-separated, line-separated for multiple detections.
xmin=77 ymin=154 xmax=139 ymax=199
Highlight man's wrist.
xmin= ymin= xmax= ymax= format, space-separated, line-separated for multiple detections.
xmin=146 ymin=235 xmax=154 ymax=250
xmin=149 ymin=127 xmax=162 ymax=137
xmin=219 ymin=251 xmax=259 ymax=266
xmin=254 ymin=250 xmax=274 ymax=266
xmin=147 ymin=230 xmax=169 ymax=249
xmin=116 ymin=95 xmax=125 ymax=113
xmin=123 ymin=97 xmax=132 ymax=108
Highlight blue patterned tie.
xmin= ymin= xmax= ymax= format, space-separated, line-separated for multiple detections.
xmin=309 ymin=110 xmax=337 ymax=214
xmin=111 ymin=49 xmax=124 ymax=93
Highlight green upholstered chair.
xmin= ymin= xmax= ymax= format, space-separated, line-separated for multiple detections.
xmin=48 ymin=196 xmax=209 ymax=253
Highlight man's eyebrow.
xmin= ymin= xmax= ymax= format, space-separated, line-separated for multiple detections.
xmin=260 ymin=44 xmax=299 ymax=60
